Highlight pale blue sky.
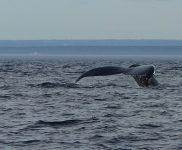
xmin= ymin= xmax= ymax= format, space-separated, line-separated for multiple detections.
xmin=0 ymin=0 xmax=182 ymax=40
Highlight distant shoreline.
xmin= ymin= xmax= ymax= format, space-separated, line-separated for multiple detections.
xmin=0 ymin=40 xmax=182 ymax=55
xmin=1 ymin=39 xmax=182 ymax=47
xmin=0 ymin=54 xmax=182 ymax=58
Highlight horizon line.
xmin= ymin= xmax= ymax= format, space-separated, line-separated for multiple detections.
xmin=0 ymin=39 xmax=182 ymax=41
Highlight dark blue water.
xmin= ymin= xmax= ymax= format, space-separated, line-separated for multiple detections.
xmin=0 ymin=39 xmax=182 ymax=55
xmin=0 ymin=56 xmax=182 ymax=150
xmin=0 ymin=46 xmax=182 ymax=55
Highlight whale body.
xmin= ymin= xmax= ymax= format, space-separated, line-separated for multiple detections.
xmin=76 ymin=64 xmax=159 ymax=87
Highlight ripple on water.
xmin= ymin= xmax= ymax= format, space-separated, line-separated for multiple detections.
xmin=28 ymin=82 xmax=78 ymax=88
xmin=1 ymin=57 xmax=182 ymax=150
xmin=136 ymin=123 xmax=163 ymax=129
xmin=22 ymin=117 xmax=100 ymax=130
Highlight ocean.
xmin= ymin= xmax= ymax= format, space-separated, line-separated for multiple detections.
xmin=0 ymin=55 xmax=182 ymax=150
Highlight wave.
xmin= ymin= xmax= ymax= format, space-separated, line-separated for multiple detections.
xmin=27 ymin=82 xmax=119 ymax=89
xmin=106 ymin=135 xmax=140 ymax=144
xmin=77 ymin=82 xmax=127 ymax=89
xmin=137 ymin=123 xmax=162 ymax=129
xmin=28 ymin=82 xmax=78 ymax=88
xmin=34 ymin=119 xmax=82 ymax=127
xmin=167 ymin=66 xmax=182 ymax=70
xmin=1 ymin=139 xmax=44 ymax=146
xmin=0 ymin=95 xmax=11 ymax=99
xmin=23 ymin=117 xmax=99 ymax=130
xmin=0 ymin=85 xmax=11 ymax=90
xmin=27 ymin=81 xmax=130 ymax=89
xmin=21 ymin=139 xmax=42 ymax=144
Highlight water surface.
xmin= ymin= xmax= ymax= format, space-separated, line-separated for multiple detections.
xmin=0 ymin=56 xmax=182 ymax=150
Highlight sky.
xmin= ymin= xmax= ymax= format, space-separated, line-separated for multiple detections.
xmin=0 ymin=0 xmax=182 ymax=40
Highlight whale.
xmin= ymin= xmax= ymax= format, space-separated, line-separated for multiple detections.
xmin=76 ymin=64 xmax=159 ymax=87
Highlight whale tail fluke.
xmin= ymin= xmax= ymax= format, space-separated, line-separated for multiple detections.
xmin=75 ymin=64 xmax=158 ymax=87
xmin=75 ymin=66 xmax=126 ymax=83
